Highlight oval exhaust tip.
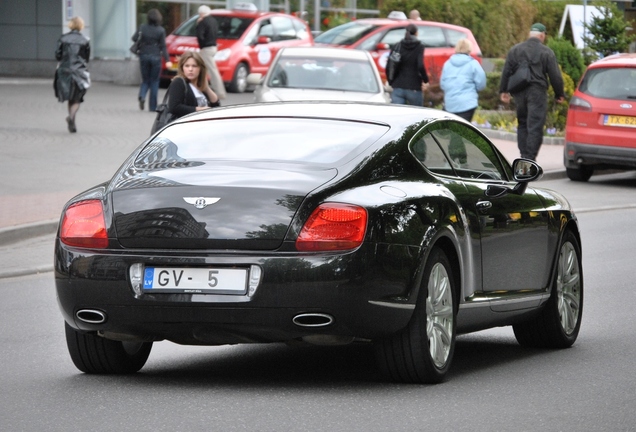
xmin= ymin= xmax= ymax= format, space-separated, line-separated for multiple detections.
xmin=292 ymin=313 xmax=334 ymax=327
xmin=76 ymin=309 xmax=107 ymax=324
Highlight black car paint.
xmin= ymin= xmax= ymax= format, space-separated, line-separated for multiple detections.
xmin=55 ymin=102 xmax=579 ymax=345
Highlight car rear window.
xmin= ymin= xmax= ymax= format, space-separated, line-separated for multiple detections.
xmin=173 ymin=15 xmax=255 ymax=40
xmin=314 ymin=22 xmax=381 ymax=45
xmin=142 ymin=118 xmax=388 ymax=165
xmin=578 ymin=67 xmax=636 ymax=100
xmin=268 ymin=57 xmax=380 ymax=93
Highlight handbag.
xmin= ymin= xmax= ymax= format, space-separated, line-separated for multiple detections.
xmin=386 ymin=42 xmax=402 ymax=83
xmin=507 ymin=60 xmax=531 ymax=93
xmin=130 ymin=30 xmax=142 ymax=56
xmin=150 ymin=78 xmax=186 ymax=135
xmin=150 ymin=99 xmax=173 ymax=135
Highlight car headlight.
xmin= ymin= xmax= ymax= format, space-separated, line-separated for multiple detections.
xmin=215 ymin=49 xmax=231 ymax=62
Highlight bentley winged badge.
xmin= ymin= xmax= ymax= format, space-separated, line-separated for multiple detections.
xmin=183 ymin=197 xmax=220 ymax=209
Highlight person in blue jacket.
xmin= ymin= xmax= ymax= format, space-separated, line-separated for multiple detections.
xmin=440 ymin=38 xmax=486 ymax=122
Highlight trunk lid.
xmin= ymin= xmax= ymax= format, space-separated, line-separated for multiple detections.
xmin=112 ymin=163 xmax=337 ymax=250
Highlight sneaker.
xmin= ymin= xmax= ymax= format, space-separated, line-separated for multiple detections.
xmin=66 ymin=116 xmax=77 ymax=133
xmin=139 ymin=98 xmax=145 ymax=111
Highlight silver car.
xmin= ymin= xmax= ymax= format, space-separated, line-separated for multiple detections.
xmin=247 ymin=47 xmax=390 ymax=103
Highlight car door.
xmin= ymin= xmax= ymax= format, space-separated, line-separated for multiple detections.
xmin=246 ymin=18 xmax=276 ymax=76
xmin=423 ymin=121 xmax=551 ymax=294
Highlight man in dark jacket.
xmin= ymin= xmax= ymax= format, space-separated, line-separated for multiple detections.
xmin=386 ymin=24 xmax=429 ymax=106
xmin=499 ymin=23 xmax=564 ymax=161
xmin=196 ymin=5 xmax=227 ymax=99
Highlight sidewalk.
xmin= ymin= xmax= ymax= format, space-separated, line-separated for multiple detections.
xmin=0 ymin=78 xmax=565 ymax=279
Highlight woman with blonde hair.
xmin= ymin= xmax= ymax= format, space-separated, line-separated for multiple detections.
xmin=54 ymin=16 xmax=90 ymax=133
xmin=166 ymin=51 xmax=219 ymax=120
xmin=440 ymin=38 xmax=486 ymax=122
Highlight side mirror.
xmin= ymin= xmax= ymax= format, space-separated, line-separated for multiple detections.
xmin=376 ymin=42 xmax=390 ymax=51
xmin=256 ymin=35 xmax=271 ymax=45
xmin=247 ymin=73 xmax=263 ymax=86
xmin=512 ymin=158 xmax=543 ymax=182
xmin=486 ymin=159 xmax=543 ymax=198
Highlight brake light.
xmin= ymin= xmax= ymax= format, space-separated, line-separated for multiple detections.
xmin=60 ymin=200 xmax=108 ymax=248
xmin=569 ymin=96 xmax=592 ymax=111
xmin=296 ymin=203 xmax=367 ymax=251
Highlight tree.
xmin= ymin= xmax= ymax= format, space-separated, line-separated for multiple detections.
xmin=582 ymin=0 xmax=636 ymax=58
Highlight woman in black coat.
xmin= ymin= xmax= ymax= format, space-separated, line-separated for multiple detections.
xmin=54 ymin=16 xmax=90 ymax=133
xmin=132 ymin=9 xmax=172 ymax=112
xmin=167 ymin=51 xmax=219 ymax=120
xmin=386 ymin=24 xmax=430 ymax=106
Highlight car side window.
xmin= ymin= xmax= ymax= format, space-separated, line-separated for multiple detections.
xmin=292 ymin=18 xmax=309 ymax=40
xmin=429 ymin=123 xmax=508 ymax=181
xmin=258 ymin=19 xmax=275 ymax=40
xmin=446 ymin=29 xmax=468 ymax=49
xmin=380 ymin=28 xmax=406 ymax=49
xmin=357 ymin=31 xmax=383 ymax=51
xmin=410 ymin=133 xmax=455 ymax=176
xmin=272 ymin=16 xmax=296 ymax=41
xmin=417 ymin=25 xmax=447 ymax=48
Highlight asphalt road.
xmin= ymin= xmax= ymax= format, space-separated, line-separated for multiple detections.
xmin=2 ymin=204 xmax=636 ymax=430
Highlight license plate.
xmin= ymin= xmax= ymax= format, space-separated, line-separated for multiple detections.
xmin=143 ymin=267 xmax=248 ymax=295
xmin=604 ymin=115 xmax=636 ymax=128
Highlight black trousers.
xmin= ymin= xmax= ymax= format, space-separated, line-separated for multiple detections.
xmin=513 ymin=86 xmax=548 ymax=161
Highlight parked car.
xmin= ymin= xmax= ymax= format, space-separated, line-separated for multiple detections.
xmin=160 ymin=4 xmax=313 ymax=93
xmin=247 ymin=47 xmax=390 ymax=103
xmin=564 ymin=53 xmax=636 ymax=181
xmin=314 ymin=15 xmax=482 ymax=84
xmin=56 ymin=101 xmax=583 ymax=383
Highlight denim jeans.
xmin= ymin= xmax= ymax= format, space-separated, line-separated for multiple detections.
xmin=391 ymin=87 xmax=423 ymax=106
xmin=139 ymin=54 xmax=162 ymax=111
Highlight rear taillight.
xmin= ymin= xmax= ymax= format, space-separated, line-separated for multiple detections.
xmin=296 ymin=203 xmax=367 ymax=252
xmin=60 ymin=200 xmax=108 ymax=248
xmin=569 ymin=96 xmax=592 ymax=111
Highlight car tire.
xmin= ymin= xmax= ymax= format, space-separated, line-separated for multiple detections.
xmin=229 ymin=62 xmax=249 ymax=93
xmin=566 ymin=166 xmax=593 ymax=182
xmin=64 ymin=322 xmax=152 ymax=374
xmin=513 ymin=230 xmax=583 ymax=348
xmin=375 ymin=247 xmax=457 ymax=384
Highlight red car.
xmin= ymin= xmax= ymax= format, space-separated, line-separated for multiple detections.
xmin=161 ymin=5 xmax=313 ymax=93
xmin=314 ymin=15 xmax=482 ymax=84
xmin=564 ymin=53 xmax=636 ymax=181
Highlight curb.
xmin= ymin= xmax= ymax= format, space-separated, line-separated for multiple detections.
xmin=479 ymin=128 xmax=565 ymax=146
xmin=0 ymin=219 xmax=58 ymax=246
xmin=0 ymin=265 xmax=53 ymax=280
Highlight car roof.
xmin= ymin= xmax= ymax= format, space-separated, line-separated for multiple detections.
xmin=209 ymin=8 xmax=281 ymax=18
xmin=179 ymin=101 xmax=452 ymax=126
xmin=588 ymin=53 xmax=636 ymax=69
xmin=279 ymin=47 xmax=371 ymax=61
xmin=351 ymin=18 xmax=474 ymax=32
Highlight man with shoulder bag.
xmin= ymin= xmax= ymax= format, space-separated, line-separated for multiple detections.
xmin=499 ymin=23 xmax=565 ymax=161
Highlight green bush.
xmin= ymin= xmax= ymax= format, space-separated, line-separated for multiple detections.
xmin=478 ymin=72 xmax=505 ymax=110
xmin=547 ymin=37 xmax=585 ymax=84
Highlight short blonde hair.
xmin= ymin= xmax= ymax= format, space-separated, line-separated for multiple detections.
xmin=455 ymin=38 xmax=472 ymax=54
xmin=68 ymin=16 xmax=85 ymax=31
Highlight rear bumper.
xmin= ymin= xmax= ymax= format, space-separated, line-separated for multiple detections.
xmin=564 ymin=141 xmax=636 ymax=170
xmin=55 ymin=240 xmax=421 ymax=345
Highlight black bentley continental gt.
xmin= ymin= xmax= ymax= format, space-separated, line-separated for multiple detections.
xmin=55 ymin=102 xmax=583 ymax=383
